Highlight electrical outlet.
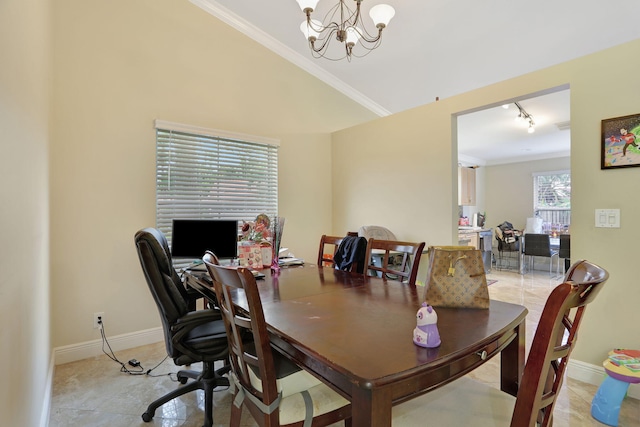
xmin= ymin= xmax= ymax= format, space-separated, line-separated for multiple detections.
xmin=93 ymin=312 xmax=104 ymax=329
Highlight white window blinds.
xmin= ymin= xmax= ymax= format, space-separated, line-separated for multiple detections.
xmin=155 ymin=123 xmax=278 ymax=242
xmin=533 ymin=170 xmax=571 ymax=229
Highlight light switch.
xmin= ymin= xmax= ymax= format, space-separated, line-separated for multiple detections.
xmin=595 ymin=209 xmax=620 ymax=228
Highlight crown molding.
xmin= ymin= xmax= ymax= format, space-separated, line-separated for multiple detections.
xmin=189 ymin=0 xmax=391 ymax=117
xmin=484 ymin=149 xmax=571 ymax=166
xmin=458 ymin=154 xmax=486 ymax=167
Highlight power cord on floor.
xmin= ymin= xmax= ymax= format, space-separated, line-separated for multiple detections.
xmin=98 ymin=318 xmax=178 ymax=381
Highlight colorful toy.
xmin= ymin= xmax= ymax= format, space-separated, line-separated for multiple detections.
xmin=413 ymin=302 xmax=441 ymax=348
xmin=591 ymin=349 xmax=640 ymax=426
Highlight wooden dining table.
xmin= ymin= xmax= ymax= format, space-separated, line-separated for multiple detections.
xmin=185 ymin=265 xmax=528 ymax=427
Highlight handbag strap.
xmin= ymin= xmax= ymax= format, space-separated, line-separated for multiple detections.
xmin=448 ymin=254 xmax=468 ymax=276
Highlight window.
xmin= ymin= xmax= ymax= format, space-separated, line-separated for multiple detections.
xmin=533 ymin=170 xmax=571 ymax=232
xmin=155 ymin=120 xmax=278 ymax=247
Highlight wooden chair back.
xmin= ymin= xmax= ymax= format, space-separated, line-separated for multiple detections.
xmin=203 ymin=252 xmax=282 ymax=425
xmin=364 ymin=238 xmax=425 ymax=286
xmin=203 ymin=251 xmax=351 ymax=426
xmin=317 ymin=235 xmax=345 ymax=267
xmin=511 ymin=259 xmax=609 ymax=427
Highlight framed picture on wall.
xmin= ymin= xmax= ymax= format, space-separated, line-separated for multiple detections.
xmin=602 ymin=113 xmax=640 ymax=169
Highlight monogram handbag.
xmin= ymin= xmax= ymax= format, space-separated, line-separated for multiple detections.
xmin=424 ymin=246 xmax=490 ymax=309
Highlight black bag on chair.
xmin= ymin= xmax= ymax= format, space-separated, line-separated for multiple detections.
xmin=497 ymin=221 xmax=520 ymax=251
xmin=334 ymin=236 xmax=367 ymax=274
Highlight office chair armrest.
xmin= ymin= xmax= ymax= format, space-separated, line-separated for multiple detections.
xmin=173 ymin=310 xmax=222 ymax=331
xmin=171 ymin=310 xmax=229 ymax=363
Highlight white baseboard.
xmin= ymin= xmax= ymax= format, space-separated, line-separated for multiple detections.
xmin=53 ymin=327 xmax=164 ymax=365
xmin=568 ymin=359 xmax=640 ymax=400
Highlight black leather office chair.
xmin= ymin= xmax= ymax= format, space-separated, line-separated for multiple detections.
xmin=134 ymin=228 xmax=230 ymax=427
xmin=523 ymin=233 xmax=559 ymax=276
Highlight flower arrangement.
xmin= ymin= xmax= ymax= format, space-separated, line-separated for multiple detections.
xmin=238 ymin=214 xmax=285 ymax=271
xmin=240 ymin=214 xmax=272 ymax=246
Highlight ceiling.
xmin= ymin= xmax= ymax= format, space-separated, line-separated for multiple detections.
xmin=189 ymin=0 xmax=640 ymax=164
xmin=457 ymin=89 xmax=571 ymax=166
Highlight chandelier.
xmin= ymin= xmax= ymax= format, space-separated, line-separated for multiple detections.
xmin=295 ymin=0 xmax=395 ymax=61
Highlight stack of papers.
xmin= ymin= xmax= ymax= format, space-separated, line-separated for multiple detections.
xmin=279 ymin=257 xmax=304 ymax=266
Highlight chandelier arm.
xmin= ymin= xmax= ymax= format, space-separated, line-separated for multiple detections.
xmin=351 ymin=26 xmax=383 ymax=44
xmin=309 ymin=19 xmax=339 ymax=35
xmin=310 ymin=29 xmax=339 ymax=53
xmin=351 ymin=0 xmax=362 ymax=29
xmin=350 ymin=38 xmax=383 ymax=56
xmin=321 ymin=2 xmax=346 ymax=30
xmin=299 ymin=0 xmax=393 ymax=60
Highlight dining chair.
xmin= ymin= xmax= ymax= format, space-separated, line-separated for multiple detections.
xmin=495 ymin=227 xmax=520 ymax=271
xmin=523 ymin=233 xmax=559 ymax=276
xmin=318 ymin=234 xmax=367 ymax=273
xmin=202 ymin=252 xmax=352 ymax=427
xmin=364 ymin=238 xmax=425 ymax=286
xmin=317 ymin=235 xmax=346 ymax=267
xmin=392 ymin=259 xmax=609 ymax=427
xmin=559 ymin=234 xmax=571 ymax=275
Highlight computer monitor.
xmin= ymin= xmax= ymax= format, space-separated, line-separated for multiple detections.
xmin=171 ymin=219 xmax=238 ymax=260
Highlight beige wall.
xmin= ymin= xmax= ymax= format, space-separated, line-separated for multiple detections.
xmin=49 ymin=0 xmax=376 ymax=348
xmin=8 ymin=4 xmax=640 ymax=420
xmin=332 ymin=39 xmax=640 ymax=366
xmin=1 ymin=0 xmax=51 ymax=424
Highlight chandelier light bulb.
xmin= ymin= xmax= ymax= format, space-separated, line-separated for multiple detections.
xmin=513 ymin=102 xmax=536 ymax=133
xmin=346 ymin=26 xmax=361 ymax=47
xmin=296 ymin=0 xmax=320 ymax=13
xmin=300 ymin=19 xmax=321 ymax=41
xmin=369 ymin=4 xmax=395 ymax=28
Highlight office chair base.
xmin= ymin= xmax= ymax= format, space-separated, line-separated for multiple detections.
xmin=142 ymin=363 xmax=231 ymax=427
xmin=177 ymin=368 xmax=200 ymax=384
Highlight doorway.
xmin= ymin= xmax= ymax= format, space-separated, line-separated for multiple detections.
xmin=455 ymin=88 xmax=571 ymax=271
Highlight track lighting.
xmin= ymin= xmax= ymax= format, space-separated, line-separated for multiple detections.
xmin=514 ymin=102 xmax=535 ymax=133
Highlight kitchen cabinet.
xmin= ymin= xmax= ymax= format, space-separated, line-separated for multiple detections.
xmin=458 ymin=166 xmax=476 ymax=206
xmin=458 ymin=231 xmax=479 ymax=248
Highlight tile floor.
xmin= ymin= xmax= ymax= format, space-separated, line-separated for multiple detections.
xmin=50 ymin=268 xmax=640 ymax=426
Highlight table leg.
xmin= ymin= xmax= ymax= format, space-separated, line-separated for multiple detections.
xmin=501 ymin=321 xmax=526 ymax=397
xmin=351 ymin=386 xmax=392 ymax=427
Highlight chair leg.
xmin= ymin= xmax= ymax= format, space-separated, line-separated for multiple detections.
xmin=230 ymin=391 xmax=243 ymax=427
xmin=142 ymin=380 xmax=203 ymax=422
xmin=203 ymin=378 xmax=214 ymax=427
xmin=141 ymin=361 xmax=230 ymax=425
xmin=177 ymin=368 xmax=201 ymax=381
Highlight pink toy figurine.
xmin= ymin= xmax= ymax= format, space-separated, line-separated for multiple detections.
xmin=413 ymin=302 xmax=441 ymax=348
